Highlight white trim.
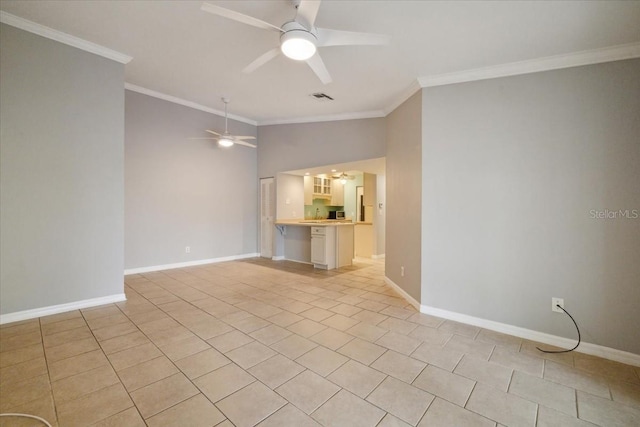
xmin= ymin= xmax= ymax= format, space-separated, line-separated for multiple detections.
xmin=271 ymin=256 xmax=285 ymax=261
xmin=125 ymin=82 xmax=386 ymax=127
xmin=124 ymin=83 xmax=258 ymax=126
xmin=371 ymin=254 xmax=386 ymax=260
xmin=418 ymin=42 xmax=640 ymax=88
xmin=420 ymin=305 xmax=640 ymax=367
xmin=0 ymin=11 xmax=132 ymax=64
xmin=124 ymin=253 xmax=259 ymax=275
xmin=384 ymin=276 xmax=420 ymax=311
xmin=383 ymin=79 xmax=422 ymax=115
xmin=121 ymin=42 xmax=639 ymax=127
xmin=0 ymin=293 xmax=126 ymax=325
xmin=258 ymin=110 xmax=385 ymax=126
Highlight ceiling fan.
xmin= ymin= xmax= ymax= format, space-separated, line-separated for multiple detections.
xmin=332 ymin=172 xmax=355 ymax=184
xmin=200 ymin=0 xmax=390 ymax=84
xmin=189 ymin=98 xmax=256 ymax=148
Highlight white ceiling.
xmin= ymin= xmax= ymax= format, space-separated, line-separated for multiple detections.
xmin=2 ymin=0 xmax=639 ymax=124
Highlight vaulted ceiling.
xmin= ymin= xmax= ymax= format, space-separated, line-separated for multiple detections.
xmin=1 ymin=1 xmax=639 ymax=123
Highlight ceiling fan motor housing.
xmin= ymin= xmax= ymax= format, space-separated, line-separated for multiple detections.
xmin=280 ymin=21 xmax=317 ymax=60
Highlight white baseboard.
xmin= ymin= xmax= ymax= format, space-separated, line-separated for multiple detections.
xmin=383 ymin=275 xmax=639 ymax=366
xmin=272 ymin=256 xmax=285 ymax=261
xmin=384 ymin=277 xmax=420 ymax=311
xmin=124 ymin=253 xmax=260 ymax=275
xmin=0 ymin=293 xmax=127 ymax=325
xmin=420 ymin=305 xmax=640 ymax=367
xmin=372 ymin=254 xmax=386 ymax=259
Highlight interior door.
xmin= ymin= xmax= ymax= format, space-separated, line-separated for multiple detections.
xmin=260 ymin=177 xmax=274 ymax=258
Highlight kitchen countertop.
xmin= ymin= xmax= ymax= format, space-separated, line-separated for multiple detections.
xmin=275 ymin=219 xmax=356 ymax=227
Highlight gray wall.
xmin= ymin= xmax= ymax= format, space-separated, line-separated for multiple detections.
xmin=276 ymin=173 xmax=304 ymax=220
xmin=125 ymin=91 xmax=258 ymax=269
xmin=421 ymin=59 xmax=640 ymax=354
xmin=258 ymin=118 xmax=386 ymax=178
xmin=0 ymin=24 xmax=125 ymax=314
xmin=386 ymin=91 xmax=423 ymax=302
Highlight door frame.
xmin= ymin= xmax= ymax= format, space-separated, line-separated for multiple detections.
xmin=260 ymin=177 xmax=275 ymax=258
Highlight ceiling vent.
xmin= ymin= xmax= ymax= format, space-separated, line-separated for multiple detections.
xmin=310 ymin=92 xmax=334 ymax=101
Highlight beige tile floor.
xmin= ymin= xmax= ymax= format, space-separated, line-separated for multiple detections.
xmin=1 ymin=258 xmax=639 ymax=427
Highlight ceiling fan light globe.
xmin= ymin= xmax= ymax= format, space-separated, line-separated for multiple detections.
xmin=218 ymin=138 xmax=234 ymax=147
xmin=281 ymin=30 xmax=317 ymax=60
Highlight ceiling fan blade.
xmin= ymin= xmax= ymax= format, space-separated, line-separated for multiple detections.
xmin=316 ymin=27 xmax=390 ymax=47
xmin=306 ymin=53 xmax=332 ymax=84
xmin=296 ymin=0 xmax=322 ymax=30
xmin=243 ymin=48 xmax=281 ymax=74
xmin=234 ymin=136 xmax=256 ymax=140
xmin=188 ymin=137 xmax=217 ymax=140
xmin=201 ymin=3 xmax=282 ymax=33
xmin=205 ymin=129 xmax=222 ymax=136
xmin=234 ymin=140 xmax=257 ymax=148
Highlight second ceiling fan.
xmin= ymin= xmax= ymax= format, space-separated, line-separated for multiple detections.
xmin=201 ymin=0 xmax=390 ymax=84
xmin=190 ymin=97 xmax=256 ymax=148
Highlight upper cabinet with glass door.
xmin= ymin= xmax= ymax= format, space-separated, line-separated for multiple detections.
xmin=313 ymin=177 xmax=332 ymax=197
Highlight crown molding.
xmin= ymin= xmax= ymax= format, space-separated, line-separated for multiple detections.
xmin=383 ymin=79 xmax=422 ymax=116
xmin=0 ymin=11 xmax=132 ymax=64
xmin=125 ymin=83 xmax=258 ymax=126
xmin=418 ymin=42 xmax=640 ymax=88
xmin=258 ymin=110 xmax=385 ymax=126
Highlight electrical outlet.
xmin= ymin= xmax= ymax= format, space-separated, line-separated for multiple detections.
xmin=400 ymin=266 xmax=405 ymax=277
xmin=185 ymin=246 xmax=190 ymax=254
xmin=552 ymin=297 xmax=564 ymax=313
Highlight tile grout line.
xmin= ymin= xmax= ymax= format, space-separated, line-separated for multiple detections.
xmin=9 ymin=258 xmax=638 ymax=427
xmin=83 ymin=304 xmax=148 ymax=425
xmin=39 ymin=316 xmax=60 ymax=427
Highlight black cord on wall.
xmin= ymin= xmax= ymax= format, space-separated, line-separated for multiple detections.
xmin=536 ymin=304 xmax=581 ymax=354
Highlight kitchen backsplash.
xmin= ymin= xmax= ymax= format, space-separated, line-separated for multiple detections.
xmin=305 ymin=199 xmax=344 ymax=219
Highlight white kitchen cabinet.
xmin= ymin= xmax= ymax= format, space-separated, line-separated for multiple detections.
xmin=311 ymin=237 xmax=327 ymax=265
xmin=304 ymin=176 xmax=313 ymax=205
xmin=312 ymin=177 xmax=331 ymax=198
xmin=310 ymin=225 xmax=353 ymax=270
xmin=311 ymin=226 xmax=333 ymax=267
xmin=330 ymin=179 xmax=344 ymax=206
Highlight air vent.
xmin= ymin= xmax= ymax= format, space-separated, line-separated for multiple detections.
xmin=310 ymin=92 xmax=334 ymax=101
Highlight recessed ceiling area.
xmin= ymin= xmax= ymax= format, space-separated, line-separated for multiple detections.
xmin=1 ymin=1 xmax=639 ymax=123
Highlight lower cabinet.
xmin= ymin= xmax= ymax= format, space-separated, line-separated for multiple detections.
xmin=310 ymin=226 xmax=354 ymax=270
xmin=311 ymin=235 xmax=327 ymax=265
xmin=311 ymin=226 xmax=333 ymax=268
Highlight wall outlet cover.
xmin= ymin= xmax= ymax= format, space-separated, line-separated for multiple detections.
xmin=552 ymin=297 xmax=564 ymax=313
